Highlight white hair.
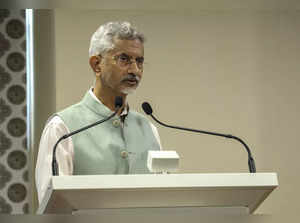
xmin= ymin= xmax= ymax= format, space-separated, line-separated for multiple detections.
xmin=89 ymin=21 xmax=145 ymax=57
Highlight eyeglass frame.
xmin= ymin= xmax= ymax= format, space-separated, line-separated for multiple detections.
xmin=110 ymin=53 xmax=145 ymax=70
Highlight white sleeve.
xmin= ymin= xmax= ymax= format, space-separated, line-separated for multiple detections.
xmin=149 ymin=122 xmax=162 ymax=150
xmin=35 ymin=115 xmax=74 ymax=204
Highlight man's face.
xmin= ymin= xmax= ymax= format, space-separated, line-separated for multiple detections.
xmin=99 ymin=38 xmax=144 ymax=95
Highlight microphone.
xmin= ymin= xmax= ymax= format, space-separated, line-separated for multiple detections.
xmin=142 ymin=102 xmax=256 ymax=173
xmin=52 ymin=96 xmax=123 ymax=176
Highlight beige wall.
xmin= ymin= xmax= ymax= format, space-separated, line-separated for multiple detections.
xmin=29 ymin=10 xmax=56 ymax=212
xmin=34 ymin=8 xmax=300 ymax=217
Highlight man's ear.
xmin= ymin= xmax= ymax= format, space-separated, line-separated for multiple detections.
xmin=89 ymin=55 xmax=101 ymax=75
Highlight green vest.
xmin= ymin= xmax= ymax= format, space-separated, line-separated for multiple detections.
xmin=57 ymin=91 xmax=160 ymax=175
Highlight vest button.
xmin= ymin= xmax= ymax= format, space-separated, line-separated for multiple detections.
xmin=120 ymin=151 xmax=128 ymax=158
xmin=112 ymin=119 xmax=120 ymax=127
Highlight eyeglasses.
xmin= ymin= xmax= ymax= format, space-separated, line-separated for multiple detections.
xmin=112 ymin=53 xmax=144 ymax=70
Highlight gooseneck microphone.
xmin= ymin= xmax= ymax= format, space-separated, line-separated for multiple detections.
xmin=52 ymin=96 xmax=123 ymax=176
xmin=142 ymin=102 xmax=256 ymax=173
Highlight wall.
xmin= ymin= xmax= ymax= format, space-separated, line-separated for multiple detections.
xmin=29 ymin=9 xmax=56 ymax=213
xmin=0 ymin=9 xmax=28 ymax=214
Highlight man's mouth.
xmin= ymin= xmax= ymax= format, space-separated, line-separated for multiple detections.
xmin=123 ymin=79 xmax=138 ymax=85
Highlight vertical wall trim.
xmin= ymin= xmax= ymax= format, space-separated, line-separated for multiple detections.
xmin=26 ymin=10 xmax=34 ymax=156
xmin=25 ymin=9 xmax=35 ymax=214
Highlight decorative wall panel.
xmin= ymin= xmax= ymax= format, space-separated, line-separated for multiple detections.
xmin=0 ymin=9 xmax=28 ymax=214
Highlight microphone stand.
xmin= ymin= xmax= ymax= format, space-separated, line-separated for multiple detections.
xmin=149 ymin=113 xmax=256 ymax=173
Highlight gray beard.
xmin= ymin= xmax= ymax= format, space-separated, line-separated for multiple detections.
xmin=121 ymin=87 xmax=137 ymax=95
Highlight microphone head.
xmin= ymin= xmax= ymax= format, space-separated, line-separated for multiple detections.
xmin=115 ymin=96 xmax=123 ymax=109
xmin=142 ymin=102 xmax=153 ymax=115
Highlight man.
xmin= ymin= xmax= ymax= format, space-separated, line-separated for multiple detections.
xmin=35 ymin=21 xmax=161 ymax=204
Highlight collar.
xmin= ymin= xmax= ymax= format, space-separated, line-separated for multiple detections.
xmin=88 ymin=87 xmax=129 ymax=119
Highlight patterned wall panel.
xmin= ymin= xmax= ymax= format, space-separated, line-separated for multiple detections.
xmin=0 ymin=9 xmax=28 ymax=214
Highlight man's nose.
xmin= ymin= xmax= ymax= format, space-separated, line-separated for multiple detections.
xmin=128 ymin=61 xmax=141 ymax=74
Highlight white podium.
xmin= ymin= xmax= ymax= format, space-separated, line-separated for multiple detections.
xmin=37 ymin=173 xmax=278 ymax=216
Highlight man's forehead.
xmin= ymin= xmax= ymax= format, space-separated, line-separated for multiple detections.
xmin=111 ymin=38 xmax=144 ymax=56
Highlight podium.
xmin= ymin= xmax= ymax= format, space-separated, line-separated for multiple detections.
xmin=37 ymin=173 xmax=278 ymax=216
